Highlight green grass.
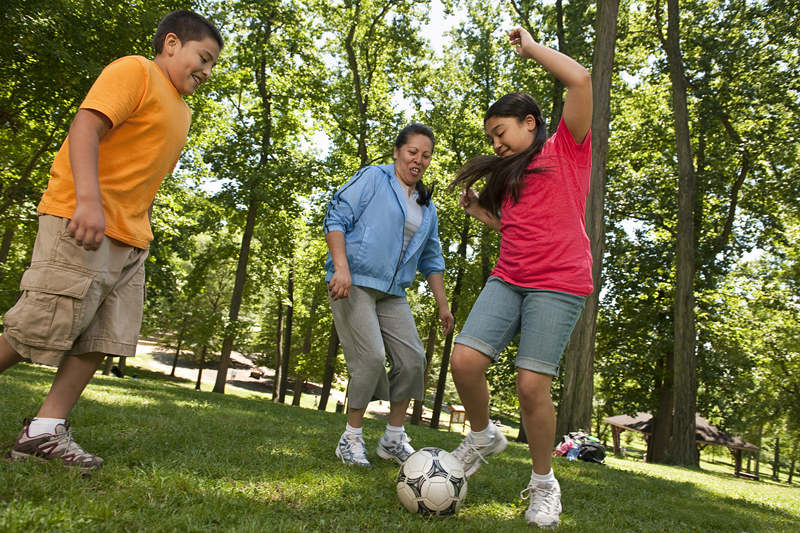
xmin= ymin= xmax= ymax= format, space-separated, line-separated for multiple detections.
xmin=2 ymin=363 xmax=799 ymax=532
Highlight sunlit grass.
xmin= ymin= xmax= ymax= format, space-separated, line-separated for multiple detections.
xmin=1 ymin=363 xmax=799 ymax=532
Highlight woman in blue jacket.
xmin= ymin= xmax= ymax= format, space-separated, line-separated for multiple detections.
xmin=324 ymin=123 xmax=454 ymax=467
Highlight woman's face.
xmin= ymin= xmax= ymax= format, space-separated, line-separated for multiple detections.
xmin=484 ymin=114 xmax=537 ymax=158
xmin=394 ymin=134 xmax=434 ymax=187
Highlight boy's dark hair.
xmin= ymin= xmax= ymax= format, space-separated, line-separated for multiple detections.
xmin=153 ymin=10 xmax=224 ymax=55
xmin=395 ymin=123 xmax=436 ymax=207
xmin=449 ymin=92 xmax=548 ymax=219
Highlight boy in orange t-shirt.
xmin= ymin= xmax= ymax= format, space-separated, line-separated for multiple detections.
xmin=0 ymin=10 xmax=223 ymax=470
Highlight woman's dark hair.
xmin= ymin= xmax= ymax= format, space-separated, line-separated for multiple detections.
xmin=395 ymin=123 xmax=436 ymax=206
xmin=449 ymin=92 xmax=548 ymax=218
xmin=154 ymin=10 xmax=224 ymax=55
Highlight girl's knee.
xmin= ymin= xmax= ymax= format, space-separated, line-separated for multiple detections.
xmin=450 ymin=345 xmax=488 ymax=383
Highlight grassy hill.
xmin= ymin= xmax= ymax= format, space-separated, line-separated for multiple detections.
xmin=1 ymin=362 xmax=798 ymax=532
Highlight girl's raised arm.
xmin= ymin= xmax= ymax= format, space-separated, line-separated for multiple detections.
xmin=510 ymin=27 xmax=592 ymax=144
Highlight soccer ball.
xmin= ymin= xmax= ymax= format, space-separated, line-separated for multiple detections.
xmin=396 ymin=447 xmax=468 ymax=517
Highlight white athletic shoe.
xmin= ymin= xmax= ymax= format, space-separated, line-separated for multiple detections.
xmin=376 ymin=432 xmax=415 ymax=464
xmin=522 ymin=478 xmax=562 ymax=528
xmin=450 ymin=423 xmax=508 ymax=477
xmin=335 ymin=433 xmax=371 ymax=467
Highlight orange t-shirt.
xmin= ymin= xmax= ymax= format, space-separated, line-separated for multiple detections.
xmin=38 ymin=55 xmax=191 ymax=249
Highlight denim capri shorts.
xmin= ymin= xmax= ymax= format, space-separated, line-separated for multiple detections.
xmin=455 ymin=277 xmax=586 ymax=376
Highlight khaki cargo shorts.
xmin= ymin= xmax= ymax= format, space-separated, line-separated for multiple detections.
xmin=2 ymin=214 xmax=148 ymax=366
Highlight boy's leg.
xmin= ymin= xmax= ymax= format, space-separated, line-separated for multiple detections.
xmin=0 ymin=335 xmax=24 ymax=373
xmin=37 ymin=352 xmax=106 ymax=419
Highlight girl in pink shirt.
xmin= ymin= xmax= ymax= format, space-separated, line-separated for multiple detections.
xmin=448 ymin=26 xmax=593 ymax=528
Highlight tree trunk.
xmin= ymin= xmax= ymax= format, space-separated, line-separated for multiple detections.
xmin=648 ymin=351 xmax=674 ymax=463
xmin=772 ymin=437 xmax=780 ymax=481
xmin=170 ymin=336 xmax=183 ymax=378
xmin=665 ymin=0 xmax=698 ymax=466
xmin=273 ymin=299 xmax=283 ymax=402
xmin=0 ymin=225 xmax=13 ymax=264
xmin=319 ymin=323 xmax=339 ymax=411
xmin=292 ymin=376 xmax=303 ymax=406
xmin=788 ymin=458 xmax=795 ymax=484
xmin=195 ymin=345 xmax=206 ymax=390
xmin=411 ymin=321 xmax=438 ymax=426
xmin=518 ymin=420 xmax=529 ymax=444
xmin=555 ymin=0 xmax=620 ymax=443
xmin=102 ymin=355 xmax=114 ymax=376
xmin=755 ymin=426 xmax=762 ymax=477
xmin=214 ymin=196 xmax=259 ymax=394
xmin=278 ymin=257 xmax=295 ymax=404
xmin=432 ymin=215 xmax=469 ymax=428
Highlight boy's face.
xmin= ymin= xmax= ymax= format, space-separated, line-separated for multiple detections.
xmin=159 ymin=34 xmax=221 ymax=96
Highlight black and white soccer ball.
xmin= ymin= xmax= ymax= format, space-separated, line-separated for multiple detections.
xmin=396 ymin=447 xmax=468 ymax=517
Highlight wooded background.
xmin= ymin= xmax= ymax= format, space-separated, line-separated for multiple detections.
xmin=1 ymin=0 xmax=798 ymax=473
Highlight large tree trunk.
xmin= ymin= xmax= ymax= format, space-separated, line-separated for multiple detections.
xmin=648 ymin=352 xmax=674 ymax=463
xmin=665 ymin=0 xmax=698 ymax=466
xmin=411 ymin=321 xmax=438 ymax=426
xmin=278 ymin=257 xmax=295 ymax=403
xmin=431 ymin=216 xmax=469 ymax=428
xmin=318 ymin=323 xmax=339 ymax=411
xmin=555 ymin=0 xmax=620 ymax=442
xmin=214 ymin=197 xmax=259 ymax=394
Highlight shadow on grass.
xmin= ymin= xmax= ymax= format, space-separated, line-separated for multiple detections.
xmin=2 ymin=364 xmax=798 ymax=532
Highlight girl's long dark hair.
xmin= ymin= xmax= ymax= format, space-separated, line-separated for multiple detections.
xmin=449 ymin=92 xmax=548 ymax=218
xmin=395 ymin=123 xmax=435 ymax=206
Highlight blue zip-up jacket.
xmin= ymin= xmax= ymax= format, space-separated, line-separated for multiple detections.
xmin=323 ymin=164 xmax=445 ymax=298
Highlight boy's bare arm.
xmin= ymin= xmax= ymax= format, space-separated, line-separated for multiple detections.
xmin=68 ymin=108 xmax=112 ymax=251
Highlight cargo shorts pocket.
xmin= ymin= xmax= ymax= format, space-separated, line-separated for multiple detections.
xmin=3 ymin=265 xmax=94 ymax=350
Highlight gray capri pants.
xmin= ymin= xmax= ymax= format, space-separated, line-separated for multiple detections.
xmin=329 ymin=285 xmax=426 ymax=410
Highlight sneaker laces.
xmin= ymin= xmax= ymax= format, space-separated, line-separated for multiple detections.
xmin=52 ymin=427 xmax=94 ymax=463
xmin=452 ymin=436 xmax=490 ymax=467
xmin=341 ymin=435 xmax=368 ymax=462
xmin=521 ymin=482 xmax=559 ymax=515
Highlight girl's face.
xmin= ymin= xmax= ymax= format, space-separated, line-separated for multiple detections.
xmin=394 ymin=134 xmax=434 ymax=187
xmin=484 ymin=114 xmax=537 ymax=158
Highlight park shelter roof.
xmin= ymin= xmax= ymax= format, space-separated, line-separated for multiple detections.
xmin=604 ymin=412 xmax=759 ymax=452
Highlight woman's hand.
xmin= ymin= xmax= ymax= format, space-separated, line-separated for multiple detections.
xmin=328 ymin=269 xmax=352 ymax=301
xmin=439 ymin=306 xmax=455 ymax=337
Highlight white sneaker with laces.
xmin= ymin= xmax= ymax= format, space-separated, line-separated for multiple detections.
xmin=335 ymin=433 xmax=371 ymax=466
xmin=522 ymin=478 xmax=562 ymax=528
xmin=376 ymin=432 xmax=415 ymax=464
xmin=450 ymin=423 xmax=508 ymax=477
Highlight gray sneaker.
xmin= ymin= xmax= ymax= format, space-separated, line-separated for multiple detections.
xmin=335 ymin=433 xmax=371 ymax=466
xmin=451 ymin=423 xmax=508 ymax=477
xmin=10 ymin=418 xmax=104 ymax=471
xmin=522 ymin=478 xmax=562 ymax=528
xmin=376 ymin=432 xmax=414 ymax=464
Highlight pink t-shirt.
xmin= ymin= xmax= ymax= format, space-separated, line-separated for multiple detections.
xmin=491 ymin=118 xmax=593 ymax=296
